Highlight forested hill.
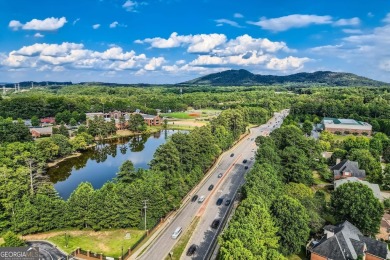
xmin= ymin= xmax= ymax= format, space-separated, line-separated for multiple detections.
xmin=181 ymin=69 xmax=390 ymax=87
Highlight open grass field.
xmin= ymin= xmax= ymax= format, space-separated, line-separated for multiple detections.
xmin=162 ymin=112 xmax=194 ymax=119
xmin=23 ymin=229 xmax=145 ymax=257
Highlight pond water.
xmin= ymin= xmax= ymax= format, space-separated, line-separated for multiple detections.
xmin=47 ymin=130 xmax=180 ymax=199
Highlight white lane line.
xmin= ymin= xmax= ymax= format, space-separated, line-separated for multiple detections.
xmin=40 ymin=248 xmax=54 ymax=260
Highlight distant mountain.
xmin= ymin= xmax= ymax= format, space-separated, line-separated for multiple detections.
xmin=181 ymin=69 xmax=390 ymax=87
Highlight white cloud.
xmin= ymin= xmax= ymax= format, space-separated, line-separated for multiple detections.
xmin=248 ymin=14 xmax=332 ymax=32
xmin=73 ymin=18 xmax=80 ymax=25
xmin=144 ymin=57 xmax=165 ymax=71
xmin=234 ymin=13 xmax=244 ymax=18
xmin=367 ymin=12 xmax=374 ymax=18
xmin=109 ymin=21 xmax=127 ymax=28
xmin=214 ymin=19 xmax=243 ymax=28
xmin=136 ymin=32 xmax=227 ymax=53
xmin=0 ymin=42 xmax=156 ymax=73
xmin=122 ymin=0 xmax=137 ymax=12
xmin=342 ymin=29 xmax=363 ymax=34
xmin=9 ymin=20 xmax=23 ymax=30
xmin=34 ymin=33 xmax=44 ymax=38
xmin=92 ymin=24 xmax=101 ymax=29
xmin=110 ymin=21 xmax=119 ymax=28
xmin=334 ymin=17 xmax=360 ymax=26
xmin=11 ymin=17 xmax=68 ymax=31
xmin=266 ymin=56 xmax=311 ymax=70
xmin=383 ymin=13 xmax=390 ymax=23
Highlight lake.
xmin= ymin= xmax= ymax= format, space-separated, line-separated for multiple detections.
xmin=47 ymin=130 xmax=181 ymax=199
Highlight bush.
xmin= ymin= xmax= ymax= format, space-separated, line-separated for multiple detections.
xmin=352 ymin=132 xmax=359 ymax=136
xmin=344 ymin=131 xmax=350 ymax=135
xmin=335 ymin=131 xmax=342 ymax=135
xmin=362 ymin=132 xmax=368 ymax=136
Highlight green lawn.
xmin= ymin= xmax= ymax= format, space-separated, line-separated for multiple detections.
xmin=46 ymin=229 xmax=145 ymax=257
xmin=161 ymin=112 xmax=193 ymax=119
xmin=165 ymin=217 xmax=200 ymax=260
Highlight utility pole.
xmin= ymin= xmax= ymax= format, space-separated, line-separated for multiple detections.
xmin=143 ymin=200 xmax=149 ymax=231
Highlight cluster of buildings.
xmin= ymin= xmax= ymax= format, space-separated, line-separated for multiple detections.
xmin=85 ymin=110 xmax=161 ymax=128
xmin=28 ymin=111 xmax=162 ymax=138
xmin=308 ymin=159 xmax=389 ymax=259
xmin=318 ymin=117 xmax=372 ymax=136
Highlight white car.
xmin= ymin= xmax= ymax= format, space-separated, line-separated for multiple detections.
xmin=198 ymin=195 xmax=205 ymax=203
xmin=171 ymin=227 xmax=182 ymax=239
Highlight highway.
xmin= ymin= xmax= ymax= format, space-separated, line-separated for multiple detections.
xmin=137 ymin=110 xmax=289 ymax=260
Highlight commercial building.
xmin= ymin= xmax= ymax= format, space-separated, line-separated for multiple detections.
xmin=319 ymin=117 xmax=372 ymax=135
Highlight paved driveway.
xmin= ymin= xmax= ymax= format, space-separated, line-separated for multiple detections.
xmin=27 ymin=241 xmax=69 ymax=260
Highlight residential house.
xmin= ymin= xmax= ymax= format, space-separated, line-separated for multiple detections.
xmin=319 ymin=117 xmax=372 ymax=135
xmin=309 ymin=221 xmax=389 ymax=260
xmin=141 ymin=114 xmax=161 ymax=126
xmin=40 ymin=117 xmax=56 ymax=124
xmin=30 ymin=127 xmax=53 ymax=138
xmin=334 ymin=177 xmax=382 ymax=201
xmin=332 ymin=159 xmax=366 ymax=180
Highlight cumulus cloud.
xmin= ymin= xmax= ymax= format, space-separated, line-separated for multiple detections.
xmin=34 ymin=33 xmax=44 ymax=38
xmin=308 ymin=13 xmax=390 ymax=76
xmin=122 ymin=0 xmax=137 ymax=12
xmin=144 ymin=57 xmax=165 ymax=71
xmin=0 ymin=42 xmax=159 ymax=73
xmin=334 ymin=17 xmax=360 ymax=26
xmin=9 ymin=17 xmax=67 ymax=31
xmin=266 ymin=56 xmax=311 ymax=70
xmin=136 ymin=32 xmax=227 ymax=53
xmin=9 ymin=20 xmax=23 ymax=30
xmin=109 ymin=21 xmax=127 ymax=28
xmin=215 ymin=19 xmax=243 ymax=28
xmin=92 ymin=24 xmax=101 ymax=29
xmin=110 ymin=21 xmax=119 ymax=28
xmin=248 ymin=14 xmax=332 ymax=32
xmin=234 ymin=13 xmax=244 ymax=18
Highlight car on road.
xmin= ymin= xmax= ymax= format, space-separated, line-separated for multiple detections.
xmin=225 ymin=199 xmax=231 ymax=206
xmin=191 ymin=195 xmax=198 ymax=202
xmin=211 ymin=219 xmax=220 ymax=229
xmin=186 ymin=244 xmax=197 ymax=256
xmin=230 ymin=153 xmax=234 ymax=157
xmin=243 ymin=159 xmax=247 ymax=163
xmin=208 ymin=184 xmax=214 ymax=191
xmin=244 ymin=166 xmax=249 ymax=170
xmin=218 ymin=173 xmax=223 ymax=178
xmin=216 ymin=198 xmax=223 ymax=205
xmin=198 ymin=195 xmax=205 ymax=203
xmin=171 ymin=227 xmax=182 ymax=239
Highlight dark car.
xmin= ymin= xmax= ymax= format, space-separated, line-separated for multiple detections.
xmin=186 ymin=244 xmax=197 ymax=256
xmin=216 ymin=198 xmax=223 ymax=206
xmin=243 ymin=159 xmax=247 ymax=163
xmin=225 ymin=199 xmax=231 ymax=206
xmin=191 ymin=195 xmax=198 ymax=202
xmin=211 ymin=219 xmax=220 ymax=229
xmin=218 ymin=173 xmax=223 ymax=178
xmin=244 ymin=166 xmax=249 ymax=170
xmin=208 ymin=184 xmax=214 ymax=191
xmin=230 ymin=153 xmax=234 ymax=157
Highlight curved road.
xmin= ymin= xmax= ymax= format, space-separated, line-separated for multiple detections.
xmin=137 ymin=110 xmax=289 ymax=260
xmin=27 ymin=241 xmax=69 ymax=260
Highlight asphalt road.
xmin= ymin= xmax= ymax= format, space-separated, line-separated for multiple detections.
xmin=181 ymin=110 xmax=289 ymax=260
xmin=27 ymin=241 xmax=69 ymax=260
xmin=137 ymin=110 xmax=289 ymax=260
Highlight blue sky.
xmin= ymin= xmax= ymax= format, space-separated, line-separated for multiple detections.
xmin=1 ymin=0 xmax=390 ymax=83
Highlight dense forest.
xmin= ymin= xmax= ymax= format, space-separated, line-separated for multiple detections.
xmin=1 ymin=84 xmax=390 ymax=252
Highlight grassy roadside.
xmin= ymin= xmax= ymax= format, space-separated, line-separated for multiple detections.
xmin=165 ymin=217 xmax=200 ymax=260
xmin=23 ymin=229 xmax=145 ymax=257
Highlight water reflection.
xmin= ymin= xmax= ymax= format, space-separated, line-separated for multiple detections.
xmin=47 ymin=130 xmax=180 ymax=199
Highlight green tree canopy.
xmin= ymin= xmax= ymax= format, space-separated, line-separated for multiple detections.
xmin=330 ymin=182 xmax=383 ymax=235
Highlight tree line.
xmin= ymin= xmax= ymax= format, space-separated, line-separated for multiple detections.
xmin=218 ymin=123 xmax=385 ymax=258
xmin=0 ymin=106 xmax=269 ymax=235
